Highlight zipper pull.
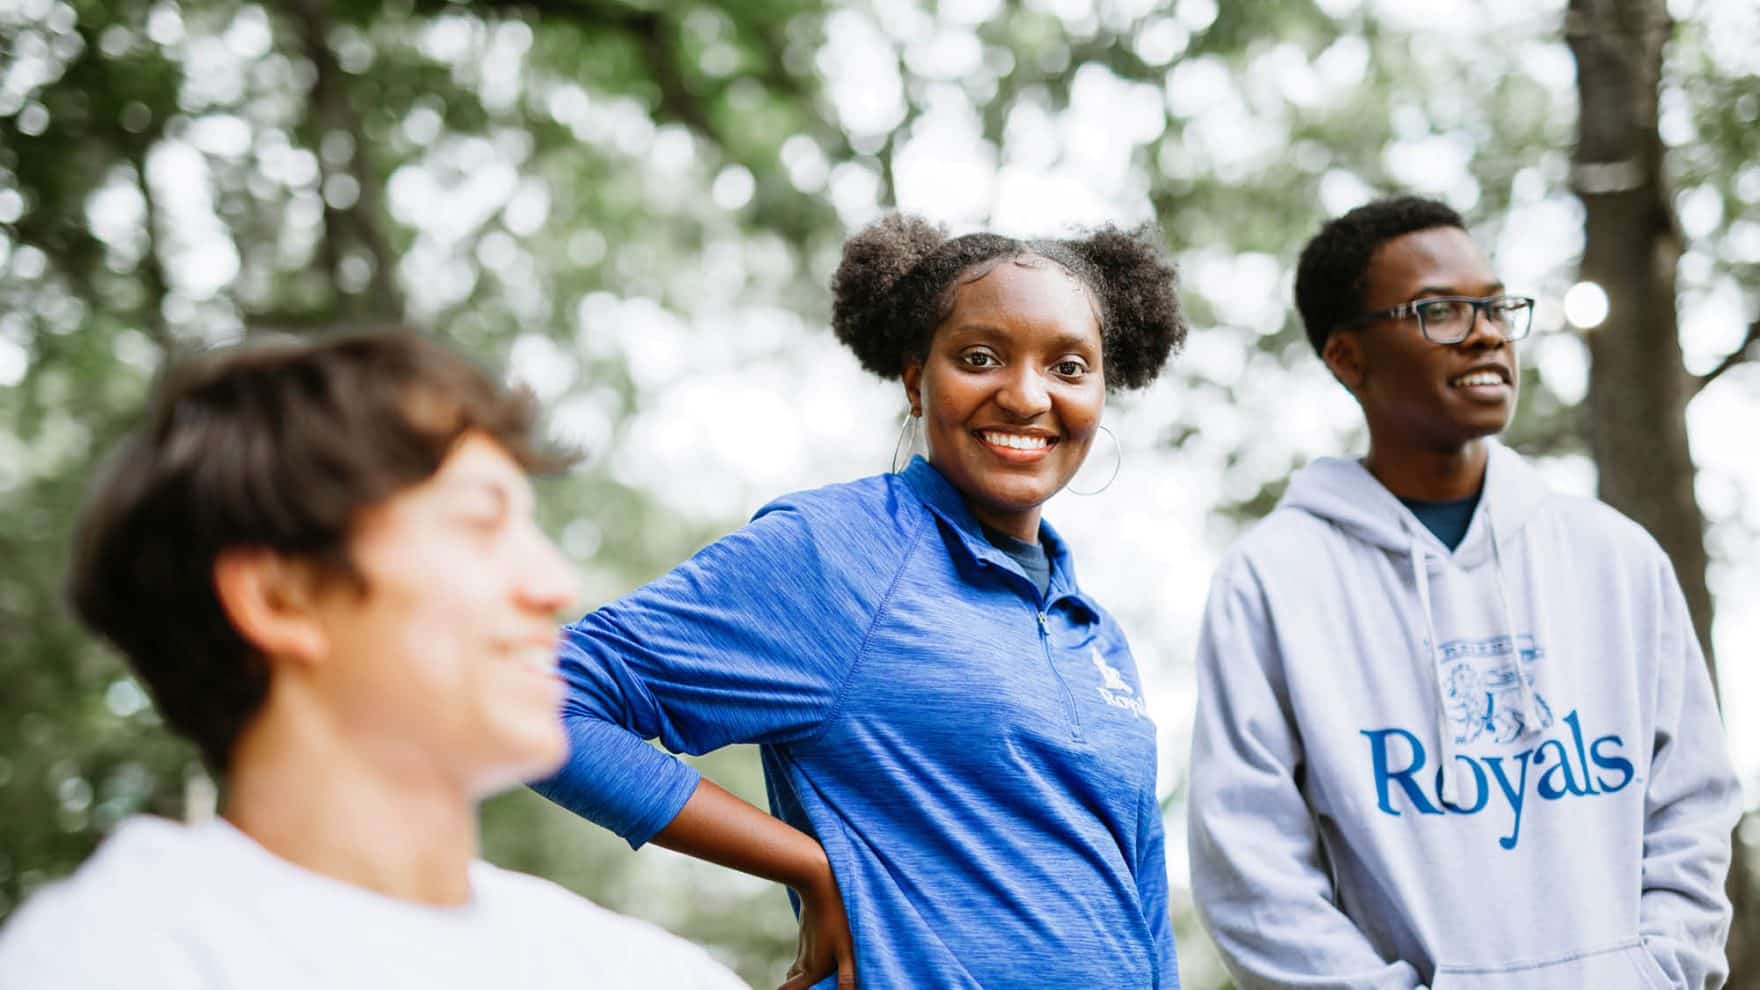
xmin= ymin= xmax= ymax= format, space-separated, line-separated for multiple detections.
xmin=1037 ymin=611 xmax=1049 ymax=633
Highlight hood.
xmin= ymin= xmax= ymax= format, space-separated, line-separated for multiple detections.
xmin=1277 ymin=438 xmax=1554 ymax=568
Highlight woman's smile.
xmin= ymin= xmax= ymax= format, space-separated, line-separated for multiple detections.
xmin=975 ymin=428 xmax=1060 ymax=462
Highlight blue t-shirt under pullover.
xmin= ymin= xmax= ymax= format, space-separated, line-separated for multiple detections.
xmin=536 ymin=456 xmax=1178 ymax=988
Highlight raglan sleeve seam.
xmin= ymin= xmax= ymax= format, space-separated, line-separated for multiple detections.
xmin=798 ymin=509 xmax=930 ymax=748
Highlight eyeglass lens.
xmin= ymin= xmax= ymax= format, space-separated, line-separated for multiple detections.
xmin=1416 ymin=297 xmax=1533 ymax=343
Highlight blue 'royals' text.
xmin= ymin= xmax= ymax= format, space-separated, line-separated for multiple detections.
xmin=1360 ymin=710 xmax=1635 ymax=850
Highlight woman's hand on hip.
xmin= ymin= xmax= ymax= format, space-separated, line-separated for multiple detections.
xmin=781 ymin=863 xmax=854 ymax=990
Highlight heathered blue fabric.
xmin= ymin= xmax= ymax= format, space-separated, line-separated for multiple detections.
xmin=535 ymin=457 xmax=1178 ymax=989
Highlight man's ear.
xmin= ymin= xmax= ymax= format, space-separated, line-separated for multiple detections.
xmin=213 ymin=549 xmax=329 ymax=668
xmin=1322 ymin=331 xmax=1366 ymax=393
xmin=900 ymin=357 xmax=924 ymax=417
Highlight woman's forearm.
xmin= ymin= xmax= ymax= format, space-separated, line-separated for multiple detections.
xmin=651 ymin=777 xmax=833 ymax=894
xmin=658 ymin=779 xmax=855 ymax=988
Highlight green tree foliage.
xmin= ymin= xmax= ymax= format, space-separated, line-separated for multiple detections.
xmin=0 ymin=0 xmax=838 ymax=978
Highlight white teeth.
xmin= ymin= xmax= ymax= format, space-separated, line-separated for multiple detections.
xmin=981 ymin=431 xmax=1050 ymax=450
xmin=1452 ymin=372 xmax=1505 ymax=387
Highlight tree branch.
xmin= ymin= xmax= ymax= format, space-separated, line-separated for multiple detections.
xmin=132 ymin=153 xmax=176 ymax=359
xmin=1694 ymin=319 xmax=1760 ymax=395
xmin=631 ymin=12 xmax=719 ymax=138
xmin=286 ymin=0 xmax=403 ymax=321
xmin=410 ymin=0 xmax=828 ymax=157
xmin=403 ymin=0 xmax=842 ymax=249
xmin=412 ymin=0 xmax=714 ymax=139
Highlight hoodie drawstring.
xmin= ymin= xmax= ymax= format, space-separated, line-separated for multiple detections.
xmin=1409 ymin=512 xmax=1547 ymax=810
xmin=1490 ymin=512 xmax=1545 ymax=735
xmin=1407 ymin=533 xmax=1462 ymax=807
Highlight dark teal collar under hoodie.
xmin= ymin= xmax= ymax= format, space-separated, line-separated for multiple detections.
xmin=1189 ymin=439 xmax=1740 ymax=989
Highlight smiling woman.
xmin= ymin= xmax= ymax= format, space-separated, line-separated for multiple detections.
xmin=535 ymin=214 xmax=1190 ymax=989
xmin=905 ymin=258 xmax=1105 ymax=541
xmin=835 ymin=214 xmax=1185 ymax=540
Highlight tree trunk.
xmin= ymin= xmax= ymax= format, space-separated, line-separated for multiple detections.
xmin=1567 ymin=0 xmax=1754 ymax=981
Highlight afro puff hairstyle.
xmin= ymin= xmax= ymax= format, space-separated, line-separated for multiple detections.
xmin=1294 ymin=195 xmax=1466 ymax=357
xmin=830 ymin=214 xmax=1186 ymax=391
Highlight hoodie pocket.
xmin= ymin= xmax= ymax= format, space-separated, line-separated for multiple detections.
xmin=1431 ymin=938 xmax=1666 ymax=990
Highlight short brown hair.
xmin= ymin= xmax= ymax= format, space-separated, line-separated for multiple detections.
xmin=67 ymin=328 xmax=574 ymax=771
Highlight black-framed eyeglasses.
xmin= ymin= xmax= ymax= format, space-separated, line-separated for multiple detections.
xmin=1338 ymin=295 xmax=1536 ymax=344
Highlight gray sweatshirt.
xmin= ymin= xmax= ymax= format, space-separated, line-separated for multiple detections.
xmin=1188 ymin=440 xmax=1740 ymax=989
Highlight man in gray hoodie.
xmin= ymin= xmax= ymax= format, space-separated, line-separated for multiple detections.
xmin=1188 ymin=196 xmax=1740 ymax=989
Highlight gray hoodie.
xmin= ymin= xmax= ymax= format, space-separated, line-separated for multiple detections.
xmin=1188 ymin=440 xmax=1740 ymax=989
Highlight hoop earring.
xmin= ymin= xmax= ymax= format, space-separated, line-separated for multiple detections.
xmin=1065 ymin=424 xmax=1121 ymax=496
xmin=891 ymin=409 xmax=921 ymax=473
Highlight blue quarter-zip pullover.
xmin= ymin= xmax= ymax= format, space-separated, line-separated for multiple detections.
xmin=536 ymin=457 xmax=1177 ymax=988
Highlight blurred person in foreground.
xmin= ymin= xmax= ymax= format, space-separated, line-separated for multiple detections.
xmin=0 ymin=330 xmax=742 ymax=989
xmin=535 ymin=215 xmax=1189 ymax=989
xmin=1187 ymin=196 xmax=1741 ymax=989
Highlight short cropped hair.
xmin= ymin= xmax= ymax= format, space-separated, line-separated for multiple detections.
xmin=830 ymin=214 xmax=1187 ymax=391
xmin=67 ymin=329 xmax=573 ymax=771
xmin=1294 ymin=195 xmax=1466 ymax=356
